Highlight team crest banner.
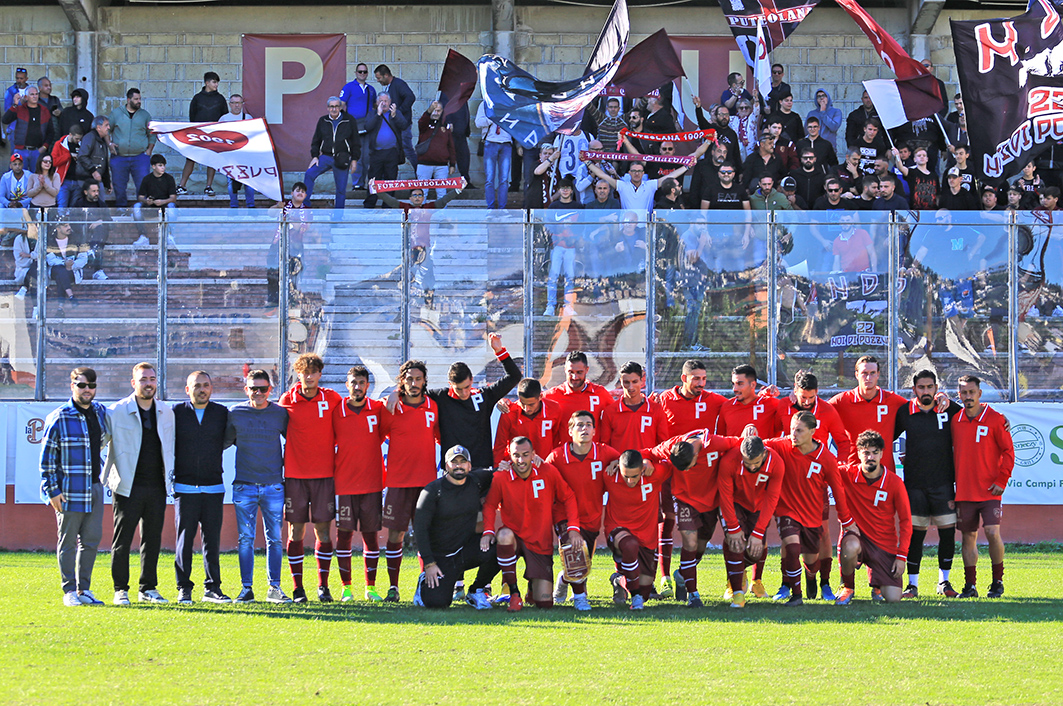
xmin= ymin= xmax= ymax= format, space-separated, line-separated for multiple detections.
xmin=951 ymin=0 xmax=1063 ymax=179
xmin=477 ymin=0 xmax=629 ymax=147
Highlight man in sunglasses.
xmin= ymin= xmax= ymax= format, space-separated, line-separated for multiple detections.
xmin=40 ymin=367 xmax=109 ymax=607
xmin=339 ymin=63 xmax=377 ymax=190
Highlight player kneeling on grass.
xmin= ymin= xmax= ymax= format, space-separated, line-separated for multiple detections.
xmin=605 ymin=449 xmax=677 ymax=610
xmin=718 ymin=434 xmax=786 ymax=609
xmin=481 ymin=437 xmax=582 ymax=612
xmin=412 ymin=445 xmax=499 ymax=609
xmin=835 ymin=431 xmax=913 ymax=605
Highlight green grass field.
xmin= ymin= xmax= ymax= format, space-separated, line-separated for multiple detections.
xmin=1 ymin=547 xmax=1061 ymax=706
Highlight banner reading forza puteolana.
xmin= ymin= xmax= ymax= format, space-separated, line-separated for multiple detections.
xmin=995 ymin=402 xmax=1063 ymax=504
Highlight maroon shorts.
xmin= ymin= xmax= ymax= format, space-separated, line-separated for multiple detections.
xmin=515 ymin=537 xmax=553 ymax=581
xmin=724 ymin=504 xmax=760 ymax=537
xmin=658 ymin=479 xmax=675 ymax=520
xmin=382 ymin=486 xmax=423 ymax=531
xmin=846 ymin=531 xmax=902 ymax=589
xmin=284 ymin=477 xmax=336 ymax=524
xmin=554 ymin=522 xmax=599 ymax=550
xmin=607 ymin=527 xmax=657 ymax=577
xmin=956 ymin=499 xmax=1002 ymax=533
xmin=776 ymin=515 xmax=822 ymax=555
xmin=822 ymin=487 xmax=831 ymax=522
xmin=676 ymin=500 xmax=720 ymax=540
xmin=337 ymin=491 xmax=383 ymax=532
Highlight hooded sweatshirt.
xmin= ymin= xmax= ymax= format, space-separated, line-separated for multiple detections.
xmin=806 ymin=89 xmax=844 ymax=157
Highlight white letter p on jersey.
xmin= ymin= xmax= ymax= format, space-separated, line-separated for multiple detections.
xmin=641 ymin=482 xmax=653 ymax=502
xmin=590 ymin=461 xmax=602 ymax=480
xmin=425 ymin=411 xmax=436 ymax=428
xmin=807 ymin=461 xmax=822 ymax=479
xmin=367 ymin=415 xmax=378 ymax=433
xmin=874 ymin=489 xmax=889 ymax=507
xmin=695 ymin=401 xmax=707 ymax=418
xmin=317 ymin=400 xmax=330 ymax=418
xmin=641 ymin=416 xmax=653 ymax=433
xmin=976 ymin=425 xmax=989 ymax=442
xmin=532 ymin=479 xmax=546 ymax=498
xmin=877 ymin=405 xmax=889 ymax=423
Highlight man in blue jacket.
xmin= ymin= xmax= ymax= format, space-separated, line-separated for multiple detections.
xmin=374 ymin=64 xmax=416 ymax=169
xmin=40 ymin=367 xmax=109 ymax=607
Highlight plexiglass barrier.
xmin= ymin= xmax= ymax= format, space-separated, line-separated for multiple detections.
xmin=0 ymin=207 xmax=1048 ymax=401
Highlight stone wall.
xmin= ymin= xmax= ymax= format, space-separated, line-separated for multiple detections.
xmin=0 ymin=8 xmax=75 ymax=103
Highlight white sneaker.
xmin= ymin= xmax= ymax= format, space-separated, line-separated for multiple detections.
xmin=138 ymin=589 xmax=169 ymax=604
xmin=14 ymin=286 xmax=27 ymax=300
xmin=114 ymin=589 xmax=131 ymax=606
xmin=572 ymin=593 xmax=592 ymax=611
xmin=132 ymin=235 xmax=150 ymax=247
xmin=78 ymin=589 xmax=104 ymax=606
xmin=92 ymin=270 xmax=108 ymax=280
xmin=466 ymin=589 xmax=493 ymax=610
xmin=553 ymin=573 xmax=569 ymax=604
xmin=63 ymin=591 xmax=83 ymax=607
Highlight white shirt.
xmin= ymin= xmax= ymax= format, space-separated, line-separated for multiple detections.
xmin=615 ymin=177 xmax=658 ymax=211
xmin=475 ymin=102 xmax=512 ymax=144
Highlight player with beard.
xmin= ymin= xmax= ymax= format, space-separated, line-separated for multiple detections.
xmin=380 ymin=360 xmax=439 ymax=602
xmin=481 ymin=437 xmax=581 ymax=611
xmin=332 ymin=366 xmax=387 ymax=602
xmin=655 ymin=359 xmax=727 ymax=599
xmin=835 ymin=431 xmax=912 ymax=605
xmin=893 ymin=370 xmax=963 ymax=598
xmin=541 ymin=351 xmax=611 ymax=443
xmin=493 ymin=378 xmax=561 ymax=464
xmin=279 ymin=353 xmax=343 ymax=603
xmin=765 ymin=413 xmax=855 ymax=605
xmin=546 ymin=411 xmax=619 ymax=611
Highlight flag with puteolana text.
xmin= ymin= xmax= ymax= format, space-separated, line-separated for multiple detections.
xmin=721 ymin=0 xmax=821 ymax=65
xmin=951 ymin=0 xmax=1063 ymax=180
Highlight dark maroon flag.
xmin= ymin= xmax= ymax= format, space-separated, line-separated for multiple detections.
xmin=607 ymin=29 xmax=685 ymax=98
xmin=437 ymin=49 xmax=478 ymax=115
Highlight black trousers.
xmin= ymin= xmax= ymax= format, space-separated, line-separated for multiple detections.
xmin=363 ymin=147 xmax=400 ymax=208
xmin=420 ymin=535 xmax=499 ymax=608
xmin=454 ymin=135 xmax=471 ymax=182
xmin=174 ymin=492 xmax=224 ymax=592
xmin=112 ymin=483 xmax=167 ymax=592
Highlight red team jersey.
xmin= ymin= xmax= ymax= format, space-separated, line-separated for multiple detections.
xmin=604 ymin=462 xmax=674 ymax=548
xmin=828 ymin=387 xmax=907 ymax=470
xmin=647 ymin=432 xmax=741 ymax=512
xmin=951 ymin=405 xmax=1015 ymax=502
xmin=778 ymin=396 xmax=851 ymax=462
xmin=492 ymin=398 xmax=562 ymax=465
xmin=656 ymin=386 xmax=726 ymax=435
xmin=279 ymin=385 xmax=344 ymax=479
xmin=839 ymin=463 xmax=913 ymax=560
xmin=541 ymin=381 xmax=612 ymax=442
xmin=382 ymin=398 xmax=440 ymax=488
xmin=717 ymin=395 xmax=784 ymax=439
xmin=332 ymin=398 xmax=386 ymax=495
xmin=482 ymin=461 xmax=579 ymax=555
xmin=599 ymin=397 xmax=671 ymax=453
xmin=545 ymin=442 xmax=619 ymax=530
xmin=717 ymin=446 xmax=786 ymax=539
xmin=765 ymin=438 xmax=854 ymax=530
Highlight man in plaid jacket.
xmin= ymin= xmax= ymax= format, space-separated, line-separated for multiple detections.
xmin=40 ymin=367 xmax=109 ymax=607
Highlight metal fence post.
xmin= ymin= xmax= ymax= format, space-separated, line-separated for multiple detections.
xmin=278 ymin=220 xmax=290 ymax=389
xmin=888 ymin=211 xmax=899 ymax=392
xmin=766 ymin=211 xmax=777 ymax=388
xmin=645 ymin=215 xmax=657 ymax=392
xmin=523 ymin=212 xmax=534 ymax=373
xmin=157 ymin=210 xmax=167 ymax=398
xmin=34 ymin=211 xmax=48 ymax=400
xmin=1009 ymin=209 xmax=1018 ymax=401
xmin=401 ymin=214 xmax=411 ymax=363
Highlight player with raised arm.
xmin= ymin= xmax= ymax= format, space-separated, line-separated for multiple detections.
xmin=655 ymin=359 xmax=727 ymax=598
xmin=951 ymin=375 xmax=1014 ymax=598
xmin=381 ymin=359 xmax=440 ymax=603
xmin=717 ymin=435 xmax=786 ymax=608
xmin=545 ymin=410 xmax=620 ymax=610
xmin=481 ymin=437 xmax=582 ymax=612
xmin=834 ymin=430 xmax=913 ymax=605
xmin=279 ymin=353 xmax=343 ymax=603
xmin=765 ymin=412 xmax=855 ymax=605
xmin=332 ymin=365 xmax=387 ymax=602
xmin=776 ymin=371 xmax=850 ymax=600
xmin=541 ymin=351 xmax=612 ymax=443
xmin=493 ymin=378 xmax=561 ymax=465
xmin=893 ymin=370 xmax=963 ymax=598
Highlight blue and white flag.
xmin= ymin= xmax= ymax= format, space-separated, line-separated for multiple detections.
xmin=477 ymin=0 xmax=629 ymax=147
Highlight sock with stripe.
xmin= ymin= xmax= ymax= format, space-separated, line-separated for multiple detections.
xmin=497 ymin=542 xmax=518 ymax=593
xmin=335 ymin=530 xmax=354 ymax=585
xmin=782 ymin=543 xmax=802 ymax=598
xmin=722 ymin=544 xmax=745 ymax=593
xmin=658 ymin=518 xmax=675 ymax=577
xmin=315 ymin=540 xmax=333 ymax=588
xmin=287 ymin=539 xmax=304 ymax=591
xmin=362 ymin=532 xmax=380 ymax=587
xmin=753 ymin=557 xmax=766 ymax=582
xmin=618 ymin=535 xmax=641 ymax=592
xmin=386 ymin=541 xmax=404 ymax=589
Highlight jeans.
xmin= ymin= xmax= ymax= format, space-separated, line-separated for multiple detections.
xmin=232 ymin=482 xmax=285 ymax=588
xmin=546 ymin=245 xmax=576 ymax=310
xmin=228 ymin=177 xmax=256 ymax=208
xmin=112 ymin=483 xmax=167 ymax=593
xmin=111 ymin=153 xmax=151 ymax=208
xmin=174 ymin=492 xmax=224 ymax=592
xmin=484 ymin=141 xmax=512 ymax=210
xmin=55 ymin=482 xmax=104 ymax=594
xmin=304 ymin=154 xmax=349 ymax=209
xmin=57 ymin=180 xmax=80 ymax=209
xmin=132 ymin=202 xmax=176 ymax=236
xmin=416 ymin=164 xmax=450 ymax=198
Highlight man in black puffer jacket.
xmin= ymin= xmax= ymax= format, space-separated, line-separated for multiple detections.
xmin=304 ymin=96 xmax=360 ymax=210
xmin=178 ymin=71 xmax=228 ymax=196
